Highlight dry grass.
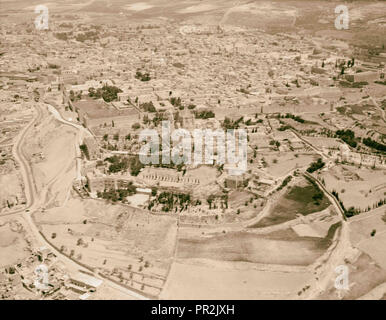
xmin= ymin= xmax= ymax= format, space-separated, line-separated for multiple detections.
xmin=253 ymin=177 xmax=330 ymax=228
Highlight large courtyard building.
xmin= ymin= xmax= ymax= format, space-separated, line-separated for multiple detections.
xmin=73 ymin=100 xmax=140 ymax=129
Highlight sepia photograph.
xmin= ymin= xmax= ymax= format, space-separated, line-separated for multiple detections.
xmin=0 ymin=0 xmax=385 ymax=310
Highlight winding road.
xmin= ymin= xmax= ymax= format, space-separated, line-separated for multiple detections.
xmin=9 ymin=101 xmax=148 ymax=300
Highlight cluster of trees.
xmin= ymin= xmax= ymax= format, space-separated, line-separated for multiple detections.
xmin=269 ymin=140 xmax=281 ymax=148
xmin=339 ymin=81 xmax=368 ymax=88
xmin=69 ymin=90 xmax=81 ymax=102
xmin=104 ymin=155 xmax=144 ymax=176
xmin=28 ymin=66 xmax=40 ymax=73
xmin=129 ymin=156 xmax=144 ymax=176
xmin=344 ymin=207 xmax=361 ymax=218
xmin=331 ymin=190 xmax=348 ymax=213
xmin=58 ymin=23 xmax=73 ymax=28
xmin=103 ymin=143 xmax=118 ymax=151
xmin=140 ymin=101 xmax=156 ymax=112
xmin=371 ymin=198 xmax=386 ymax=210
xmin=360 ymin=199 xmax=386 ymax=214
xmin=48 ymin=63 xmax=60 ymax=69
xmin=151 ymin=112 xmax=168 ymax=127
xmin=222 ymin=116 xmax=243 ymax=129
xmin=135 ymin=71 xmax=151 ymax=82
xmin=170 ymin=97 xmax=182 ymax=107
xmin=75 ymin=30 xmax=99 ymax=42
xmin=148 ymin=191 xmax=192 ymax=212
xmin=331 ymin=190 xmax=360 ymax=218
xmin=169 ymin=97 xmax=196 ymax=111
xmin=336 ymin=129 xmax=357 ymax=148
xmin=276 ymin=175 xmax=292 ymax=191
xmin=206 ymin=194 xmax=229 ymax=210
xmin=336 ymin=57 xmax=355 ymax=75
xmin=105 ymin=155 xmax=129 ymax=173
xmin=88 ymin=85 xmax=122 ymax=102
xmin=362 ymin=137 xmax=386 ymax=152
xmin=97 ymin=184 xmax=136 ymax=203
xmin=347 ymin=57 xmax=355 ymax=68
xmin=277 ymin=113 xmax=305 ymax=123
xmin=244 ymin=118 xmax=261 ymax=126
xmin=132 ymin=123 xmax=141 ymax=130
xmin=304 ymin=176 xmax=324 ymax=205
xmin=54 ymin=32 xmax=71 ymax=41
xmin=278 ymin=124 xmax=293 ymax=131
xmin=79 ymin=144 xmax=90 ymax=160
xmin=332 ymin=190 xmax=385 ymax=218
xmin=194 ymin=110 xmax=215 ymax=119
xmin=307 ymin=158 xmax=325 ymax=173
xmin=238 ymin=88 xmax=250 ymax=94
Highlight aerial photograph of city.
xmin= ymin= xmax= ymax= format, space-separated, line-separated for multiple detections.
xmin=0 ymin=0 xmax=385 ymax=308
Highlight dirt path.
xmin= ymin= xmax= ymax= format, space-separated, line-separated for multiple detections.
xmin=303 ymin=173 xmax=352 ymax=299
xmin=11 ymin=101 xmax=148 ymax=300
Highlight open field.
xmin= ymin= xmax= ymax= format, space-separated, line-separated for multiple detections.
xmin=0 ymin=173 xmax=24 ymax=211
xmin=22 ymin=107 xmax=78 ymax=206
xmin=35 ymin=197 xmax=177 ymax=275
xmin=0 ymin=217 xmax=34 ymax=267
xmin=259 ymin=152 xmax=316 ymax=178
xmin=1 ymin=0 xmax=384 ymax=46
xmin=161 ymin=260 xmax=313 ymax=299
xmin=317 ymin=252 xmax=386 ymax=300
xmin=321 ymin=165 xmax=386 ymax=212
xmin=177 ymin=220 xmax=341 ymax=266
xmin=349 ymin=207 xmax=386 ymax=270
xmin=253 ymin=176 xmax=331 ymax=228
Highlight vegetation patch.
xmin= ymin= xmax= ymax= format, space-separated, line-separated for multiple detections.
xmin=253 ymin=178 xmax=330 ymax=228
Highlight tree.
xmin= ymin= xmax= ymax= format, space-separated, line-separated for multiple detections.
xmin=307 ymin=158 xmax=325 ymax=173
xmin=130 ymin=156 xmax=144 ymax=176
xmin=79 ymin=144 xmax=90 ymax=160
xmin=207 ymin=195 xmax=215 ymax=209
xmin=132 ymin=123 xmax=141 ymax=130
xmin=336 ymin=129 xmax=357 ymax=148
xmin=140 ymin=101 xmax=156 ymax=112
xmin=135 ymin=71 xmax=151 ymax=82
xmin=89 ymin=85 xmax=122 ymax=102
